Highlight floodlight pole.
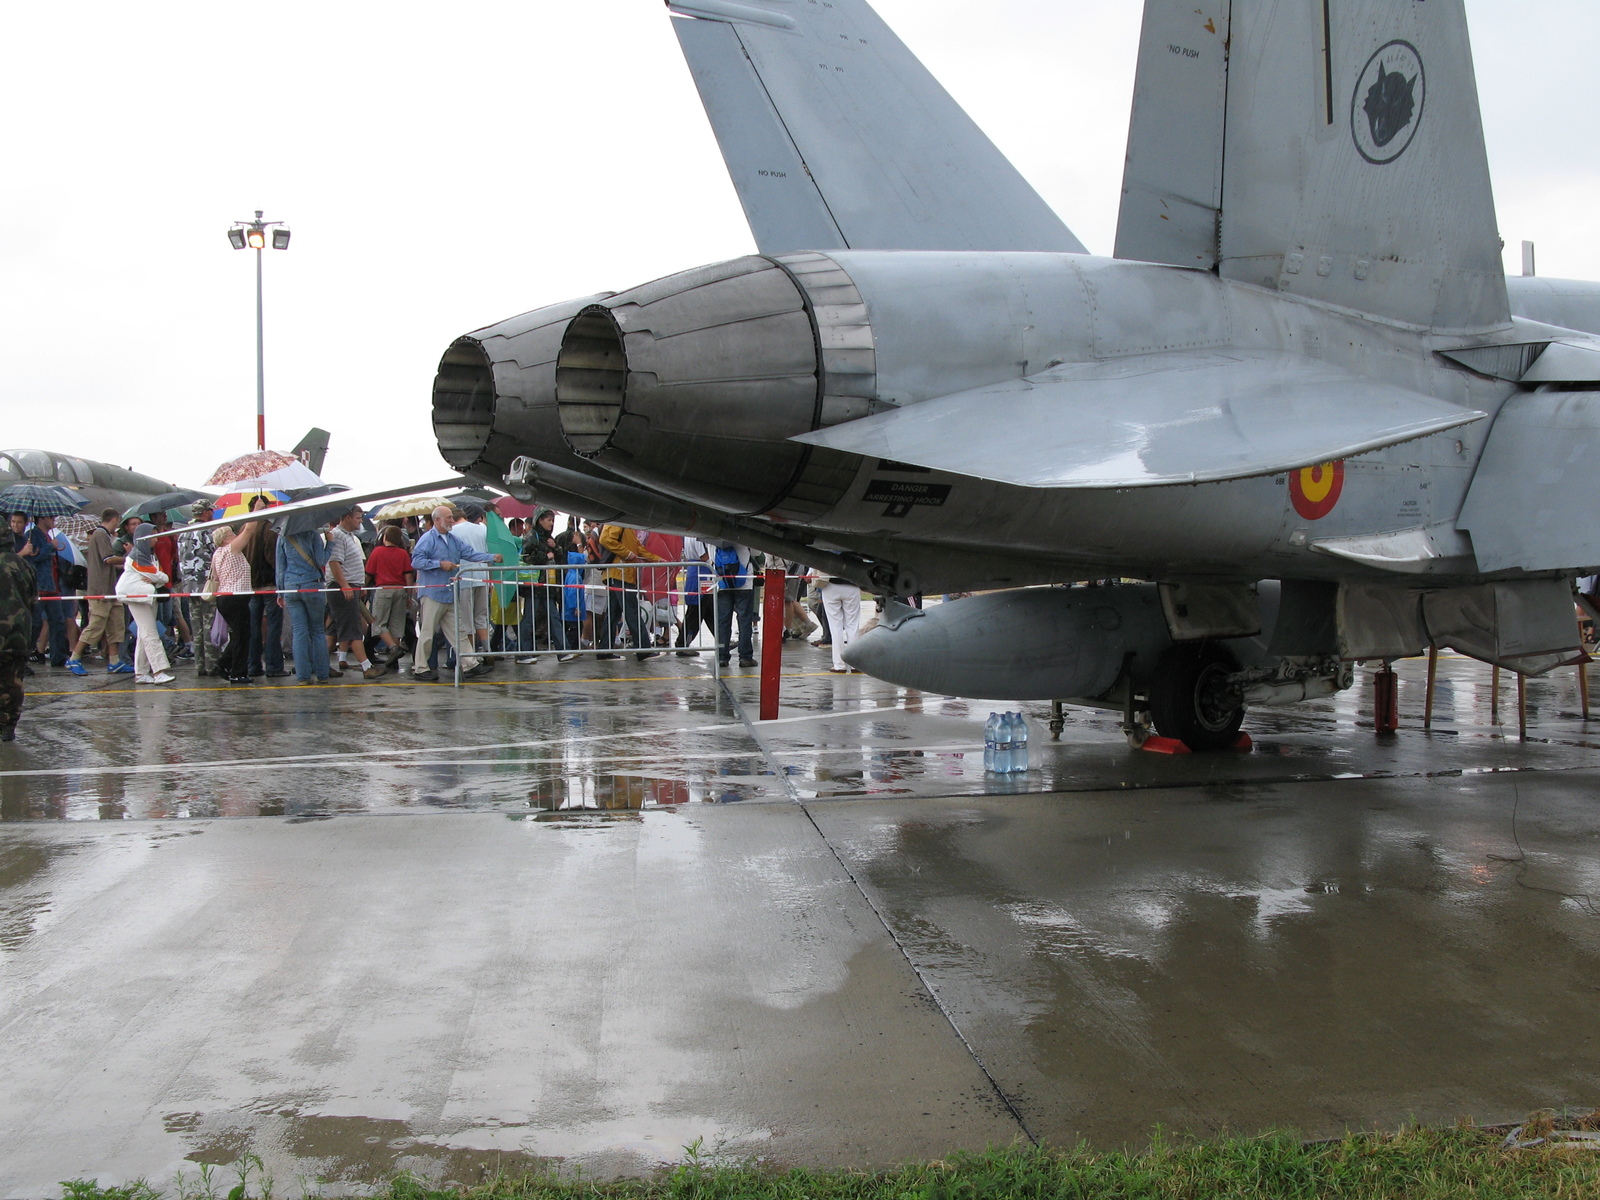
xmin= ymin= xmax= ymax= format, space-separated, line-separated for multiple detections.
xmin=227 ymin=208 xmax=290 ymax=452
xmin=255 ymin=232 xmax=266 ymax=452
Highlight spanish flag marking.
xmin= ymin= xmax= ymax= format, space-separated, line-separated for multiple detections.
xmin=1288 ymin=460 xmax=1345 ymax=520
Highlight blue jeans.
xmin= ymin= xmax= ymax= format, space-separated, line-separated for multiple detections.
xmin=715 ymin=589 xmax=755 ymax=663
xmin=515 ymin=585 xmax=567 ymax=652
xmin=284 ymin=593 xmax=329 ymax=682
xmin=34 ymin=599 xmax=71 ymax=664
xmin=248 ymin=594 xmax=285 ymax=673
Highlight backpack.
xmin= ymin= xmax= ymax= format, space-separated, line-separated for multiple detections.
xmin=714 ymin=546 xmax=743 ymax=589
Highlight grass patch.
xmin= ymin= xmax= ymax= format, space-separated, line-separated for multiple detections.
xmin=58 ymin=1124 xmax=1600 ymax=1200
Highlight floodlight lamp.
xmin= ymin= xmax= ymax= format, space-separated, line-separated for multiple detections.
xmin=246 ymin=228 xmax=266 ymax=249
xmin=227 ymin=228 xmax=248 ymax=250
xmin=271 ymin=228 xmax=291 ymax=250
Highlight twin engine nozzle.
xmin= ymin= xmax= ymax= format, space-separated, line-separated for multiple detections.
xmin=432 ymin=252 xmax=877 ymax=520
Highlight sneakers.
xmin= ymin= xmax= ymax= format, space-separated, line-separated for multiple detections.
xmin=462 ymin=661 xmax=492 ymax=679
xmin=66 ymin=660 xmax=88 ymax=677
xmin=675 ymin=649 xmax=698 ymax=657
xmin=328 ymin=661 xmax=344 ymax=676
xmin=514 ymin=655 xmax=541 ymax=665
xmin=411 ymin=669 xmax=437 ymax=681
xmin=176 ymin=644 xmax=195 ymax=660
xmin=134 ymin=674 xmax=155 ymax=684
xmin=596 ymin=652 xmax=622 ymax=660
xmin=557 ymin=653 xmax=579 ymax=663
xmin=152 ymin=672 xmax=175 ymax=685
xmin=636 ymin=651 xmax=661 ymax=661
xmin=362 ymin=664 xmax=386 ymax=680
xmin=107 ymin=661 xmax=134 ymax=674
xmin=738 ymin=658 xmax=758 ymax=668
xmin=265 ymin=669 xmax=292 ymax=678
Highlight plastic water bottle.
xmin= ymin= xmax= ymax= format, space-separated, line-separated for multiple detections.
xmin=1010 ymin=712 xmax=1030 ymax=773
xmin=995 ymin=713 xmax=1014 ymax=775
xmin=984 ymin=712 xmax=1000 ymax=773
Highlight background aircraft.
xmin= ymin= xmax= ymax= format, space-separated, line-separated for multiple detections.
xmin=0 ymin=429 xmax=331 ymax=518
xmin=429 ymin=0 xmax=1600 ymax=747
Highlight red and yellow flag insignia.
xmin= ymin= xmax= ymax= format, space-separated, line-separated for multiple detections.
xmin=1289 ymin=460 xmax=1345 ymax=520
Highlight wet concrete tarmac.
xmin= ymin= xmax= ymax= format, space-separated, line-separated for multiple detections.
xmin=1 ymin=643 xmax=1597 ymax=1191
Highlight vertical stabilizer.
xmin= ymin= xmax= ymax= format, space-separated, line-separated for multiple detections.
xmin=291 ymin=427 xmax=330 ymax=476
xmin=1220 ymin=0 xmax=1507 ymax=331
xmin=1115 ymin=0 xmax=1230 ymax=269
xmin=668 ymin=0 xmax=1086 ymax=255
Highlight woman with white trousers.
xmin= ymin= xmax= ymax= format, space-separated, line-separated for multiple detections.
xmin=114 ymin=523 xmax=174 ymax=684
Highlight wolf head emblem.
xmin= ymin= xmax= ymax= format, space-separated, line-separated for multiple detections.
xmin=1362 ymin=62 xmax=1418 ymax=148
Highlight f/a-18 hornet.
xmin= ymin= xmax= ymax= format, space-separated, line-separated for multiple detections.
xmin=431 ymin=0 xmax=1600 ymax=748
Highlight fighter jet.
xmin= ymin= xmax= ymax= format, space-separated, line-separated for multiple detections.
xmin=429 ymin=0 xmax=1600 ymax=748
xmin=0 ymin=430 xmax=332 ymax=517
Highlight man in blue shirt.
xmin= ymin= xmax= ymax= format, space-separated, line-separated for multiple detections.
xmin=11 ymin=513 xmax=69 ymax=667
xmin=276 ymin=527 xmax=332 ymax=684
xmin=410 ymin=505 xmax=500 ymax=681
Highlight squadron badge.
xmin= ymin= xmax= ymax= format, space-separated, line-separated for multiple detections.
xmin=1351 ymin=40 xmax=1425 ymax=165
xmin=1289 ymin=460 xmax=1345 ymax=520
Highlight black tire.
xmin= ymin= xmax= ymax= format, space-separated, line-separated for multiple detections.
xmin=1148 ymin=642 xmax=1245 ymax=751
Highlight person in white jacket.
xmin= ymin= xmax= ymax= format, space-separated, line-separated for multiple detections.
xmin=114 ymin=523 xmax=174 ymax=684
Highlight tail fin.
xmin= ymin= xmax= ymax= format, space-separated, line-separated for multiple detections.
xmin=291 ymin=427 xmax=330 ymax=476
xmin=1117 ymin=0 xmax=1508 ymax=333
xmin=668 ymin=0 xmax=1085 ymax=256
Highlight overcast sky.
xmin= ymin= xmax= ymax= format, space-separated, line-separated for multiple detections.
xmin=4 ymin=0 xmax=1597 ymax=494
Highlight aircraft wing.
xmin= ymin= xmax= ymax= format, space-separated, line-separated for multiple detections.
xmin=791 ymin=350 xmax=1485 ymax=488
xmin=145 ymin=477 xmax=468 ymax=538
xmin=667 ymin=1 xmax=1085 ymax=255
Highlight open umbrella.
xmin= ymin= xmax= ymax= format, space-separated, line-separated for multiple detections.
xmin=273 ymin=485 xmax=356 ymax=535
xmin=207 ymin=450 xmax=302 ymax=486
xmin=212 ymin=489 xmax=291 ymax=520
xmin=124 ymin=490 xmax=215 ymax=520
xmin=369 ymin=495 xmax=448 ymax=520
xmin=0 ymin=483 xmax=88 ymax=517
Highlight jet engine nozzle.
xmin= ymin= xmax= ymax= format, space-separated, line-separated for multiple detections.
xmin=843 ymin=586 xmax=1175 ymax=701
xmin=551 ymin=255 xmax=863 ymax=516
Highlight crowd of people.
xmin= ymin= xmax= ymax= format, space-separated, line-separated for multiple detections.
xmin=0 ymin=498 xmax=868 ymax=742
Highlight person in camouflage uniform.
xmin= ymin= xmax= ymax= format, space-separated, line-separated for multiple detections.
xmin=177 ymin=499 xmax=218 ymax=676
xmin=0 ymin=523 xmax=40 ymax=741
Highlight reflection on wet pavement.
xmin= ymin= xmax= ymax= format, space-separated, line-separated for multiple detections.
xmin=2 ymin=644 xmax=1599 ymax=1192
xmin=5 ymin=649 xmax=1599 ymax=821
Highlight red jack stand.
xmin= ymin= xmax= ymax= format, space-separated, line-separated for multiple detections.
xmin=1373 ymin=664 xmax=1399 ymax=733
xmin=1229 ymin=732 xmax=1253 ymax=752
xmin=1140 ymin=736 xmax=1191 ymax=755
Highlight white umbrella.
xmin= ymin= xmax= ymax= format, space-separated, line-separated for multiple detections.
xmin=222 ymin=461 xmax=325 ymax=492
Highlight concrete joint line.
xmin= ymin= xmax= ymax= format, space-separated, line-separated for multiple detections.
xmin=718 ymin=679 xmax=1039 ymax=1145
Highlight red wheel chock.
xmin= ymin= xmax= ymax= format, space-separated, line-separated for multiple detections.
xmin=1139 ymin=732 xmax=1252 ymax=755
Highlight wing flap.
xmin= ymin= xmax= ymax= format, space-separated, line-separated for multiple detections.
xmin=791 ymin=350 xmax=1485 ymax=488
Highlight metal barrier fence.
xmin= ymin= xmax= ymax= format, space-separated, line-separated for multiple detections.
xmin=444 ymin=561 xmax=731 ymax=687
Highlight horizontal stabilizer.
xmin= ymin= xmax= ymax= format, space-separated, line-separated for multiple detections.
xmin=792 ymin=351 xmax=1485 ymax=489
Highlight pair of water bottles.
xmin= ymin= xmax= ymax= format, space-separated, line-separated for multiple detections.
xmin=984 ymin=711 xmax=1030 ymax=774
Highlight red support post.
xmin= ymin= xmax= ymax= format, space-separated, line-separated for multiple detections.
xmin=1373 ymin=664 xmax=1399 ymax=733
xmin=759 ymin=567 xmax=785 ymax=720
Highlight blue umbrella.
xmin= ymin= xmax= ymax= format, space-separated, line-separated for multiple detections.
xmin=0 ymin=483 xmax=88 ymax=518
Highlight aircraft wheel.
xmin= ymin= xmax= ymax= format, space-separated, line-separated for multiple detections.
xmin=1149 ymin=643 xmax=1244 ymax=751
